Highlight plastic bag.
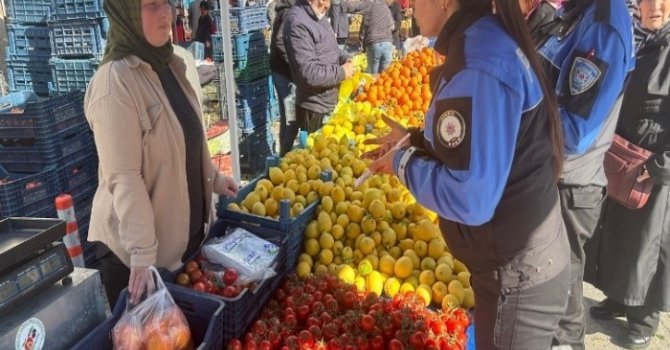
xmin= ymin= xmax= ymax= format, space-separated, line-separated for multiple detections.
xmin=284 ymin=83 xmax=297 ymax=125
xmin=403 ymin=35 xmax=430 ymax=54
xmin=112 ymin=267 xmax=193 ymax=350
xmin=201 ymin=227 xmax=279 ymax=283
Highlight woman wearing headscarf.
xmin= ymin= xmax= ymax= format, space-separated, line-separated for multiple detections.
xmin=586 ymin=0 xmax=670 ymax=348
xmin=85 ymin=0 xmax=238 ymax=307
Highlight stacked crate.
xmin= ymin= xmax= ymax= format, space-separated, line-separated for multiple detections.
xmin=211 ymin=6 xmax=274 ymax=178
xmin=0 ymin=92 xmax=98 ymax=265
xmin=47 ymin=0 xmax=106 ymax=95
xmin=4 ymin=0 xmax=53 ymax=95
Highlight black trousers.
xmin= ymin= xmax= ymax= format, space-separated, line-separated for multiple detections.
xmin=282 ymin=106 xmax=325 ymax=151
xmin=97 ymin=244 xmax=177 ymax=309
xmin=97 ymin=244 xmax=131 ymax=309
xmin=554 ymin=185 xmax=607 ymax=349
xmin=473 ymin=265 xmax=570 ymax=349
xmin=603 ymin=298 xmax=661 ymax=337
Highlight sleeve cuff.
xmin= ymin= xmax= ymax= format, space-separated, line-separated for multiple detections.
xmin=407 ymin=127 xmax=425 ymax=149
xmin=395 ymin=146 xmax=418 ymax=188
xmin=130 ymin=245 xmax=157 ymax=267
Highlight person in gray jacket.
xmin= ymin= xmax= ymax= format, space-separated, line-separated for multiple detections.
xmin=284 ymin=0 xmax=354 ymax=146
xmin=343 ymin=0 xmax=394 ymax=73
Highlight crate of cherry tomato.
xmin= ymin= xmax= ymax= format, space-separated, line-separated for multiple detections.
xmin=174 ymin=220 xmax=288 ymax=343
xmin=227 ymin=273 xmax=475 ymax=350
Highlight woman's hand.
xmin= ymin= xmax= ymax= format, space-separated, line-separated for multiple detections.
xmin=220 ymin=175 xmax=239 ymax=198
xmin=361 ymin=114 xmax=409 ymax=160
xmin=128 ymin=266 xmax=155 ymax=304
xmin=368 ymin=147 xmax=398 ymax=176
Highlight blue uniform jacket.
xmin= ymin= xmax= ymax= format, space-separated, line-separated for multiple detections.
xmin=538 ymin=0 xmax=635 ymax=155
xmin=393 ymin=16 xmax=544 ymax=226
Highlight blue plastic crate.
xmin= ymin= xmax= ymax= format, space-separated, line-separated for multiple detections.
xmin=6 ymin=58 xmax=52 ymax=95
xmin=0 ymin=91 xmax=86 ymax=139
xmin=187 ymin=41 xmax=205 ymax=61
xmin=6 ymin=24 xmax=51 ymax=59
xmin=72 ymin=284 xmax=225 ymax=350
xmin=50 ymin=0 xmax=105 ymax=20
xmin=6 ymin=0 xmax=52 ymax=23
xmin=228 ymin=7 xmax=268 ymax=34
xmin=180 ymin=219 xmax=288 ymax=343
xmin=267 ymin=74 xmax=277 ymax=104
xmin=211 ymin=32 xmax=268 ymax=61
xmin=236 ymin=103 xmax=268 ymax=132
xmin=58 ymin=151 xmax=98 ymax=192
xmin=48 ymin=18 xmax=106 ymax=57
xmin=49 ymin=57 xmax=100 ymax=94
xmin=0 ymin=165 xmax=62 ymax=217
xmin=0 ymin=91 xmax=38 ymax=112
xmin=0 ymin=121 xmax=91 ymax=173
xmin=267 ymin=101 xmax=279 ymax=123
xmin=217 ymin=158 xmax=319 ymax=268
xmin=236 ymin=77 xmax=268 ymax=110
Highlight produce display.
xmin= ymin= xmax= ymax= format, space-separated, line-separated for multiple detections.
xmin=230 ymin=274 xmax=471 ymax=350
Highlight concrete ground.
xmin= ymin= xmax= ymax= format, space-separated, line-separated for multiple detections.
xmin=583 ymin=282 xmax=670 ymax=349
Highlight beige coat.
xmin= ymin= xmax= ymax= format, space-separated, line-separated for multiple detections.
xmin=85 ymin=54 xmax=228 ymax=271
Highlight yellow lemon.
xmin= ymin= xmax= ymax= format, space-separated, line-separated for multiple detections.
xmin=298 ymin=253 xmax=313 ymax=267
xmin=379 ymin=255 xmax=396 ymax=276
xmin=337 ymin=265 xmax=356 ymax=284
xmin=384 ymin=277 xmax=401 ymax=297
xmin=268 ymin=167 xmax=284 ymax=186
xmin=414 ymin=240 xmax=428 ymax=258
xmin=319 ymin=232 xmax=335 ymax=249
xmin=304 ymin=238 xmax=320 ymax=257
xmin=296 ymin=261 xmax=311 ymax=279
xmin=458 ymin=271 xmax=472 ymax=288
xmin=399 ymin=282 xmax=415 ymax=294
xmin=442 ymin=294 xmax=461 ymax=310
xmin=415 ymin=285 xmax=432 ymax=306
xmin=420 ymin=257 xmax=437 ymax=271
xmin=319 ymin=249 xmax=334 ymax=265
xmin=428 ymin=238 xmax=446 ymax=259
xmin=394 ymin=256 xmax=413 ymax=279
xmin=431 ymin=281 xmax=448 ymax=305
xmin=359 ymin=236 xmax=375 ymax=255
xmin=419 ymin=270 xmax=436 ymax=286
xmin=462 ymin=288 xmax=475 ymax=309
xmin=305 ymin=221 xmax=319 ymax=239
xmin=321 ymin=196 xmax=334 ymax=213
xmin=435 ymin=263 xmax=453 ymax=283
xmin=331 ymin=224 xmax=345 ymax=240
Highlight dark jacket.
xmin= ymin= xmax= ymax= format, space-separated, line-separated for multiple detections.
xmin=344 ymin=0 xmax=393 ymax=47
xmin=388 ymin=1 xmax=402 ymax=37
xmin=195 ymin=14 xmax=213 ymax=43
xmin=329 ymin=1 xmax=349 ymax=39
xmin=283 ymin=0 xmax=344 ymax=114
xmin=585 ymin=24 xmax=670 ymax=311
xmin=270 ymin=0 xmax=295 ymax=79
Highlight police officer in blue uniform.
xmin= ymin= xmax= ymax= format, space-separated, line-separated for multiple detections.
xmin=366 ymin=0 xmax=571 ymax=348
xmin=531 ymin=1 xmax=636 ymax=348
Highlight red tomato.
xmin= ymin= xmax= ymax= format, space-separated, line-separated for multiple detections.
xmin=359 ymin=315 xmax=375 ymax=332
xmin=245 ymin=339 xmax=257 ymax=350
xmin=185 ymin=260 xmax=199 ymax=273
xmin=188 ymin=269 xmax=203 ymax=282
xmin=340 ymin=291 xmax=356 ymax=309
xmin=258 ymin=340 xmax=272 ymax=350
xmin=327 ymin=339 xmax=342 ymax=350
xmin=370 ymin=335 xmax=384 ymax=350
xmin=222 ymin=285 xmax=239 ymax=298
xmin=296 ymin=305 xmax=310 ymax=323
xmin=192 ymin=282 xmax=205 ymax=292
xmin=388 ymin=339 xmax=404 ymax=350
xmin=175 ymin=272 xmax=190 ymax=287
xmin=228 ymin=339 xmax=242 ymax=350
xmin=408 ymin=331 xmax=426 ymax=349
xmin=298 ymin=330 xmax=314 ymax=347
xmin=224 ymin=268 xmax=239 ymax=285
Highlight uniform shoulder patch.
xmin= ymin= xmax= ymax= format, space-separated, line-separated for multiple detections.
xmin=437 ymin=110 xmax=466 ymax=148
xmin=569 ymin=57 xmax=602 ymax=95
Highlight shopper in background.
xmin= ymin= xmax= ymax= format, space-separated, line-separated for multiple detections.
xmin=86 ymin=0 xmax=238 ymax=308
xmin=585 ymin=0 xmax=670 ymax=348
xmin=366 ymin=0 xmax=570 ymax=347
xmin=283 ymin=0 xmax=355 ymax=146
xmin=531 ymin=0 xmax=636 ymax=348
xmin=329 ymin=0 xmax=351 ymax=52
xmin=270 ymin=0 xmax=298 ymax=155
xmin=343 ymin=0 xmax=395 ymax=74
xmin=195 ymin=1 xmax=215 ymax=59
xmin=387 ymin=0 xmax=403 ymax=53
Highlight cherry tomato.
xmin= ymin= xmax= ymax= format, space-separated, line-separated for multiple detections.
xmin=227 ymin=339 xmax=242 ymax=350
xmin=359 ymin=314 xmax=375 ymax=331
xmin=185 ymin=260 xmax=199 ymax=273
xmin=192 ymin=282 xmax=205 ymax=292
xmin=388 ymin=339 xmax=404 ymax=350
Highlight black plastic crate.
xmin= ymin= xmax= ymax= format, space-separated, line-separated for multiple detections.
xmin=179 ymin=219 xmax=288 ymax=343
xmin=6 ymin=59 xmax=52 ymax=95
xmin=234 ymin=54 xmax=270 ymax=82
xmin=48 ymin=18 xmax=106 ymax=57
xmin=0 ymin=166 xmax=62 ymax=217
xmin=6 ymin=24 xmax=52 ymax=59
xmin=235 ymin=77 xmax=268 ymax=110
xmin=72 ymin=284 xmax=225 ymax=350
xmin=49 ymin=57 xmax=100 ymax=94
xmin=50 ymin=0 xmax=105 ymax=20
xmin=58 ymin=151 xmax=97 ymax=192
xmin=0 ymin=91 xmax=86 ymax=139
xmin=6 ymin=0 xmax=52 ymax=23
xmin=0 ymin=122 xmax=92 ymax=174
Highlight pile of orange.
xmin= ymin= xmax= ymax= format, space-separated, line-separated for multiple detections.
xmin=112 ymin=305 xmax=193 ymax=350
xmin=356 ymin=48 xmax=443 ymax=128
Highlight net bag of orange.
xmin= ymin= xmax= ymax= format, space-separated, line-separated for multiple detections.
xmin=112 ymin=266 xmax=193 ymax=350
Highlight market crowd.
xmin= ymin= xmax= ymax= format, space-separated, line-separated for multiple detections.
xmin=85 ymin=0 xmax=669 ymax=349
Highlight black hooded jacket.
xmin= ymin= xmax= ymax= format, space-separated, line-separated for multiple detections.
xmin=270 ymin=0 xmax=295 ymax=79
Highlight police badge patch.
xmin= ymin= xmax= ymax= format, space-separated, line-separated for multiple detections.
xmin=569 ymin=57 xmax=602 ymax=95
xmin=437 ymin=110 xmax=466 ymax=148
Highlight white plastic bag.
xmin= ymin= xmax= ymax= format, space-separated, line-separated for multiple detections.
xmin=284 ymin=83 xmax=297 ymax=124
xmin=404 ymin=35 xmax=430 ymax=54
xmin=201 ymin=227 xmax=279 ymax=283
xmin=112 ymin=267 xmax=193 ymax=350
